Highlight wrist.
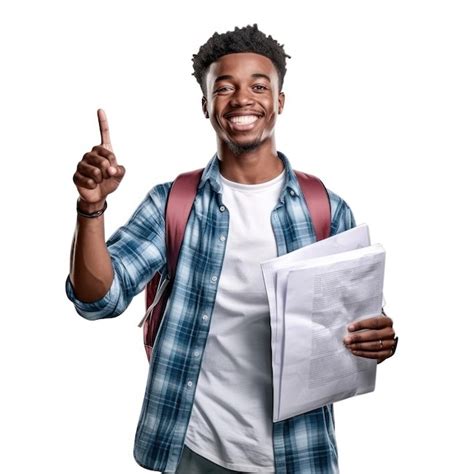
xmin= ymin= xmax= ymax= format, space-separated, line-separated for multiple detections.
xmin=77 ymin=198 xmax=106 ymax=214
xmin=77 ymin=198 xmax=107 ymax=218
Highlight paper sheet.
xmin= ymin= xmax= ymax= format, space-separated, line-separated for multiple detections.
xmin=261 ymin=224 xmax=386 ymax=421
xmin=279 ymin=244 xmax=385 ymax=420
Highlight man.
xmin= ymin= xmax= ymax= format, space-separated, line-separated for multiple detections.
xmin=66 ymin=24 xmax=397 ymax=474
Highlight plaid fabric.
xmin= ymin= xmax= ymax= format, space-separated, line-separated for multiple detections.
xmin=65 ymin=151 xmax=356 ymax=473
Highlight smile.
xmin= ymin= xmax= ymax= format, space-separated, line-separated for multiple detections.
xmin=228 ymin=115 xmax=259 ymax=124
xmin=225 ymin=114 xmax=262 ymax=132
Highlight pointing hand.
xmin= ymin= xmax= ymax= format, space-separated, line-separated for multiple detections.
xmin=73 ymin=109 xmax=126 ymax=208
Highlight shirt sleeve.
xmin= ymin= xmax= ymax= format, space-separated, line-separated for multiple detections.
xmin=327 ymin=188 xmax=357 ymax=236
xmin=65 ymin=182 xmax=172 ymax=321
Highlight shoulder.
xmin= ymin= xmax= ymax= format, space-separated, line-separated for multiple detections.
xmin=326 ymin=187 xmax=357 ymax=236
xmin=148 ymin=180 xmax=173 ymax=202
xmin=144 ymin=181 xmax=174 ymax=211
xmin=126 ymin=180 xmax=174 ymax=225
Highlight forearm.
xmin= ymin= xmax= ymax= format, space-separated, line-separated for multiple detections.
xmin=69 ymin=200 xmax=114 ymax=302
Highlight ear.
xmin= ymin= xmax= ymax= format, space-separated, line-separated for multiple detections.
xmin=202 ymin=96 xmax=209 ymax=119
xmin=278 ymin=91 xmax=285 ymax=114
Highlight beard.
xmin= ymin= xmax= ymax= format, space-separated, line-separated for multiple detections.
xmin=223 ymin=136 xmax=262 ymax=156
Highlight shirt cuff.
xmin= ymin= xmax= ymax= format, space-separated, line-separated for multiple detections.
xmin=65 ymin=271 xmax=121 ymax=320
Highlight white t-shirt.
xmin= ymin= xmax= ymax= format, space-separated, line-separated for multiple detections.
xmin=184 ymin=168 xmax=285 ymax=472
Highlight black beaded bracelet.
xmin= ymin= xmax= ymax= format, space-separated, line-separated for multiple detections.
xmin=76 ymin=198 xmax=108 ymax=218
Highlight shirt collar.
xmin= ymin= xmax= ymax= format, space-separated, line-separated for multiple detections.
xmin=198 ymin=150 xmax=301 ymax=201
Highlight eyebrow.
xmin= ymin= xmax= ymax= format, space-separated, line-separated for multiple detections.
xmin=214 ymin=73 xmax=272 ymax=83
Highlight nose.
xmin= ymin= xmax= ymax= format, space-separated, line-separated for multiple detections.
xmin=229 ymin=87 xmax=255 ymax=107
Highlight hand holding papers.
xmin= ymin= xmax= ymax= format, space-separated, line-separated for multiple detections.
xmin=260 ymin=224 xmax=386 ymax=422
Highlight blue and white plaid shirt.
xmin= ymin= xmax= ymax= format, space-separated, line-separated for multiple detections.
xmin=66 ymin=151 xmax=356 ymax=473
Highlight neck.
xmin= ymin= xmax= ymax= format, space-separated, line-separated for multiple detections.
xmin=216 ymin=138 xmax=284 ymax=184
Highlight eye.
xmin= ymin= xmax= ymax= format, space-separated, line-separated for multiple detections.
xmin=214 ymin=86 xmax=233 ymax=94
xmin=252 ymin=84 xmax=268 ymax=91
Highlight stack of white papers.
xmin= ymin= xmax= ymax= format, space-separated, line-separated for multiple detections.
xmin=261 ymin=224 xmax=386 ymax=422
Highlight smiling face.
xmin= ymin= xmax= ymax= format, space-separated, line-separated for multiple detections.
xmin=202 ymin=52 xmax=285 ymax=156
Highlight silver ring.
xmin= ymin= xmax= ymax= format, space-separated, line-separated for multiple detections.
xmin=379 ymin=339 xmax=383 ymax=349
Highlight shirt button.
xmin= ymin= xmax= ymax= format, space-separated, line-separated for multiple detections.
xmin=202 ymin=314 xmax=209 ymax=321
xmin=219 ymin=205 xmax=226 ymax=212
xmin=290 ymin=190 xmax=295 ymax=196
xmin=211 ymin=275 xmax=217 ymax=283
xmin=193 ymin=351 xmax=200 ymax=357
xmin=187 ymin=381 xmax=193 ymax=388
xmin=219 ymin=235 xmax=226 ymax=242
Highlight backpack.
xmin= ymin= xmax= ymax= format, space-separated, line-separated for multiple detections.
xmin=138 ymin=167 xmax=331 ymax=362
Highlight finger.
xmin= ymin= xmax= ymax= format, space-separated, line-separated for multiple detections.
xmin=346 ymin=337 xmax=397 ymax=352
xmin=77 ymin=161 xmax=105 ymax=183
xmin=343 ymin=326 xmax=395 ymax=345
xmin=350 ymin=349 xmax=393 ymax=360
xmin=73 ymin=171 xmax=98 ymax=189
xmin=97 ymin=108 xmax=113 ymax=152
xmin=84 ymin=154 xmax=125 ymax=180
xmin=86 ymin=149 xmax=118 ymax=177
xmin=348 ymin=315 xmax=393 ymax=332
xmin=91 ymin=145 xmax=117 ymax=164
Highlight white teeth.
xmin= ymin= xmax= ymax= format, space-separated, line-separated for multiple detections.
xmin=228 ymin=115 xmax=259 ymax=124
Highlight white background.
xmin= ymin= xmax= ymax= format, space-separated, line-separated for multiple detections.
xmin=1 ymin=1 xmax=473 ymax=473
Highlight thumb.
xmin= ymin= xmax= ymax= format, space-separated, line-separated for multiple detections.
xmin=112 ymin=164 xmax=126 ymax=179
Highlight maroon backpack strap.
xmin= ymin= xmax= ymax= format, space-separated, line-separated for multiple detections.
xmin=141 ymin=168 xmax=204 ymax=362
xmin=294 ymin=170 xmax=331 ymax=241
xmin=165 ymin=168 xmax=205 ymax=278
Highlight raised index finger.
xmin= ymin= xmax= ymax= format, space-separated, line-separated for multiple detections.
xmin=97 ymin=108 xmax=113 ymax=152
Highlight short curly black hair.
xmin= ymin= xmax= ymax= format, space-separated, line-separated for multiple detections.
xmin=192 ymin=24 xmax=291 ymax=95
